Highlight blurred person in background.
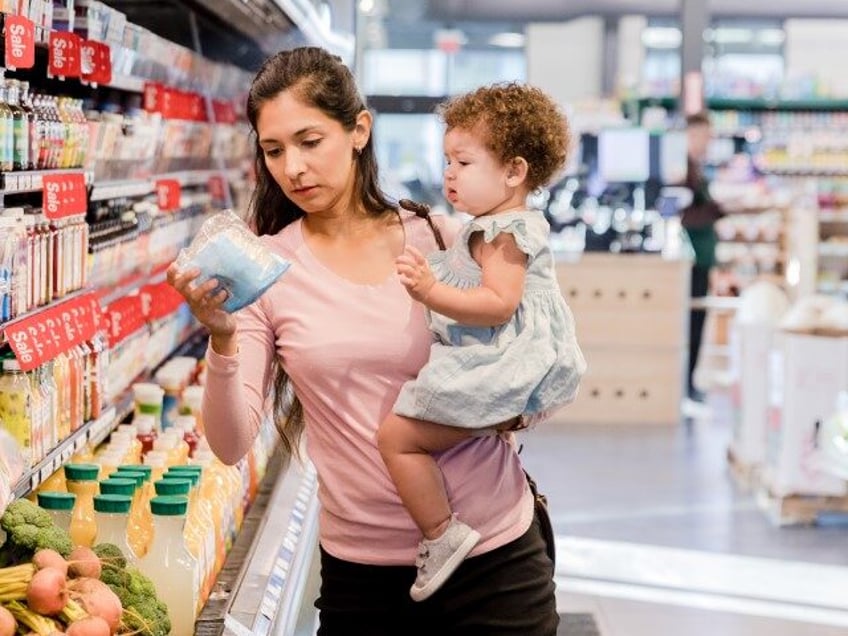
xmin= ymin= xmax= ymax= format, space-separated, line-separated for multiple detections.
xmin=680 ymin=111 xmax=724 ymax=403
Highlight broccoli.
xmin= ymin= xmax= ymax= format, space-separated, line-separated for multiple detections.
xmin=0 ymin=499 xmax=73 ymax=561
xmin=101 ymin=565 xmax=171 ymax=636
xmin=92 ymin=542 xmax=127 ymax=571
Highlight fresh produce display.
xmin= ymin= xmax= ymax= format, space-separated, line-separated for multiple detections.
xmin=0 ymin=500 xmax=73 ymax=565
xmin=0 ymin=500 xmax=170 ymax=635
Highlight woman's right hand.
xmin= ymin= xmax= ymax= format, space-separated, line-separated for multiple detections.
xmin=167 ymin=264 xmax=237 ymax=339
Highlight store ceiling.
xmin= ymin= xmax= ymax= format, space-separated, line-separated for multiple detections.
xmin=426 ymin=0 xmax=848 ymax=20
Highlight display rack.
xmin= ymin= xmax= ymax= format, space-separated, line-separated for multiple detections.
xmin=195 ymin=452 xmax=321 ymax=636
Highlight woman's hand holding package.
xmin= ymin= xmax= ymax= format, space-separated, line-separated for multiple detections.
xmin=167 ymin=264 xmax=238 ymax=350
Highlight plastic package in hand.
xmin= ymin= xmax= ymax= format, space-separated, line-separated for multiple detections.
xmin=175 ymin=210 xmax=291 ymax=313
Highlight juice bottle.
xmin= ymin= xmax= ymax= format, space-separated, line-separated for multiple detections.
xmin=180 ymin=385 xmax=204 ymax=435
xmin=112 ymin=467 xmax=154 ymax=557
xmin=98 ymin=477 xmax=145 ymax=556
xmin=140 ymin=496 xmax=198 ymax=636
xmin=36 ymin=491 xmax=75 ymax=533
xmin=153 ymin=477 xmax=205 ymax=605
xmin=135 ymin=414 xmax=157 ymax=455
xmin=93 ymin=494 xmax=137 ymax=564
xmin=191 ymin=452 xmax=227 ymax=577
xmin=175 ymin=415 xmax=199 ymax=458
xmin=0 ymin=358 xmax=35 ymax=468
xmin=166 ymin=467 xmax=215 ymax=606
xmin=64 ymin=463 xmax=100 ymax=547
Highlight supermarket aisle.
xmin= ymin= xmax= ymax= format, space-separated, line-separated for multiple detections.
xmin=519 ymin=399 xmax=848 ymax=636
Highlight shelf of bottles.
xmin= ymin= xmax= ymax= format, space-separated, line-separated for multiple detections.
xmin=0 ymin=0 xmax=255 ymax=510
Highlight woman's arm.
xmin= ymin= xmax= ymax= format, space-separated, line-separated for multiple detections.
xmin=396 ymin=233 xmax=527 ymax=327
xmin=203 ymin=299 xmax=277 ymax=465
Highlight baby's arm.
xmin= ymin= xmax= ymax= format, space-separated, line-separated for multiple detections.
xmin=396 ymin=233 xmax=526 ymax=327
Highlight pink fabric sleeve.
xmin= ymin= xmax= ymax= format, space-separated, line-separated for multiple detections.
xmin=202 ymin=298 xmax=277 ymax=465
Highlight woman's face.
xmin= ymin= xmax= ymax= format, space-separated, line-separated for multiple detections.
xmin=256 ymin=89 xmax=369 ymax=217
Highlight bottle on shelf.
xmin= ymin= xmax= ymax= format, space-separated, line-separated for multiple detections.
xmin=0 ymin=357 xmax=35 ymax=468
xmin=99 ymin=476 xmax=147 ymax=558
xmin=36 ymin=491 xmax=76 ymax=533
xmin=0 ymin=82 xmax=14 ymax=173
xmin=64 ymin=463 xmax=100 ymax=547
xmin=93 ymin=494 xmax=137 ymax=565
xmin=140 ymin=496 xmax=198 ymax=636
xmin=111 ymin=467 xmax=154 ymax=557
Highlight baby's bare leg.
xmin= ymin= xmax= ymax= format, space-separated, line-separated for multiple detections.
xmin=377 ymin=413 xmax=473 ymax=539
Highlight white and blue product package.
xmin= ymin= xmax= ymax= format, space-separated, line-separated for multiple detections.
xmin=175 ymin=210 xmax=291 ymax=313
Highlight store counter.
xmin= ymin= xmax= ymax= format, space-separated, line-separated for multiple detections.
xmin=556 ymin=252 xmax=690 ymax=425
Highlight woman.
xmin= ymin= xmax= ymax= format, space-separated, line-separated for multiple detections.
xmin=168 ymin=46 xmax=558 ymax=635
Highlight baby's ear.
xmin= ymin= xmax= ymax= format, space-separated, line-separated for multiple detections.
xmin=506 ymin=157 xmax=529 ymax=187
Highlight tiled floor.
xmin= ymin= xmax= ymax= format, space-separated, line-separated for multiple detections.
xmin=519 ymin=398 xmax=848 ymax=635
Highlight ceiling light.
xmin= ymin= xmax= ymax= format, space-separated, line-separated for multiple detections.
xmin=488 ymin=32 xmax=525 ymax=48
xmin=359 ymin=0 xmax=375 ymax=14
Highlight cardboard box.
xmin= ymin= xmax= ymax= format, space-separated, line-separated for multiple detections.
xmin=729 ymin=323 xmax=778 ymax=466
xmin=765 ymin=332 xmax=848 ymax=497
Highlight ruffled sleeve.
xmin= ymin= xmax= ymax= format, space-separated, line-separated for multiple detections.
xmin=467 ymin=211 xmax=550 ymax=258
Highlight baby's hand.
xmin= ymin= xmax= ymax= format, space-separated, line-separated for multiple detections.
xmin=395 ymin=245 xmax=436 ymax=303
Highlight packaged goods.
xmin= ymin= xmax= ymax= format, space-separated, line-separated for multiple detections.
xmin=174 ymin=210 xmax=290 ymax=313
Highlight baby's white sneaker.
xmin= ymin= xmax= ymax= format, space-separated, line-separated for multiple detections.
xmin=410 ymin=514 xmax=480 ymax=602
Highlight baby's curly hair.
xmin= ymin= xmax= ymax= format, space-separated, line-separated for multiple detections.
xmin=437 ymin=82 xmax=570 ymax=191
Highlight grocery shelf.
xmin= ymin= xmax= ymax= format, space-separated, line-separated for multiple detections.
xmin=11 ymin=405 xmax=117 ymax=500
xmin=0 ymin=287 xmax=95 ymax=346
xmin=89 ymin=178 xmax=154 ymax=202
xmin=1 ymin=169 xmax=94 ymax=195
xmin=7 ymin=325 xmax=208 ymax=502
xmin=107 ymin=74 xmax=146 ymax=94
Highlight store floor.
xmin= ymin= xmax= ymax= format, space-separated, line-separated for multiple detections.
xmin=519 ymin=395 xmax=848 ymax=636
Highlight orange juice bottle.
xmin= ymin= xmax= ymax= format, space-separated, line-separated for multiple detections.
xmin=64 ymin=463 xmax=100 ymax=547
xmin=111 ymin=468 xmax=153 ymax=557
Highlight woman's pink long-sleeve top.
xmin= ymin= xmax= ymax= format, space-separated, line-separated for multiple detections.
xmin=201 ymin=211 xmax=534 ymax=565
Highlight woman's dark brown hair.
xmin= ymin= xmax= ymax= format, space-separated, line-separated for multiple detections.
xmin=245 ymin=47 xmax=396 ymax=457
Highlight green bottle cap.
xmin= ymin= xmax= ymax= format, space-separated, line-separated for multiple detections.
xmin=37 ymin=492 xmax=76 ymax=511
xmin=164 ymin=470 xmax=199 ymax=486
xmin=154 ymin=478 xmax=191 ymax=496
xmin=114 ymin=465 xmax=152 ymax=480
xmin=111 ymin=470 xmax=145 ymax=487
xmin=93 ymin=494 xmax=132 ymax=514
xmin=64 ymin=464 xmax=100 ymax=481
xmin=99 ymin=478 xmax=137 ymax=496
xmin=167 ymin=464 xmax=202 ymax=472
xmin=149 ymin=495 xmax=188 ymax=516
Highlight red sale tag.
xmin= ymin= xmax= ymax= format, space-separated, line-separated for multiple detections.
xmin=42 ymin=173 xmax=87 ymax=219
xmin=80 ymin=38 xmax=96 ymax=79
xmin=144 ymin=82 xmax=163 ymax=113
xmin=80 ymin=40 xmax=112 ymax=85
xmin=4 ymin=14 xmax=35 ymax=70
xmin=155 ymin=179 xmax=181 ymax=211
xmin=48 ymin=31 xmax=82 ymax=78
xmin=4 ymin=293 xmax=102 ymax=370
xmin=95 ymin=41 xmax=112 ymax=85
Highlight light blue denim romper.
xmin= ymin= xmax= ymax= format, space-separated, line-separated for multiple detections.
xmin=394 ymin=210 xmax=587 ymax=428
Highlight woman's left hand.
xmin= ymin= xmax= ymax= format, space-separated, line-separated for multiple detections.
xmin=396 ymin=245 xmax=436 ymax=302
